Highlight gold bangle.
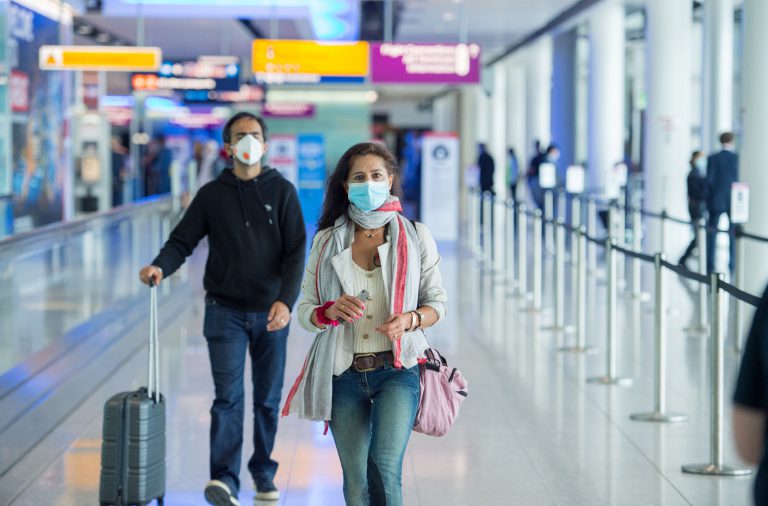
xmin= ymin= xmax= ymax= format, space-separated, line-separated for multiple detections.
xmin=409 ymin=311 xmax=418 ymax=331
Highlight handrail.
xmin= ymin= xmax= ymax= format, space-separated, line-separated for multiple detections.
xmin=0 ymin=195 xmax=174 ymax=254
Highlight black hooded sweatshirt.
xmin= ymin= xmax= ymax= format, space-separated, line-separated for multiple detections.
xmin=151 ymin=167 xmax=306 ymax=311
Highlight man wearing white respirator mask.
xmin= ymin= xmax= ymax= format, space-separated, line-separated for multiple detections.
xmin=139 ymin=112 xmax=306 ymax=505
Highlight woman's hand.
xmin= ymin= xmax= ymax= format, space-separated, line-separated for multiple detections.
xmin=376 ymin=313 xmax=412 ymax=342
xmin=325 ymin=295 xmax=366 ymax=323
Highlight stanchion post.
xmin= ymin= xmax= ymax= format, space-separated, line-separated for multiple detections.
xmin=732 ymin=227 xmax=745 ymax=353
xmin=505 ymin=200 xmax=517 ymax=290
xmin=468 ymin=189 xmax=479 ymax=257
xmin=571 ymin=194 xmax=582 ymax=230
xmin=630 ymin=253 xmax=688 ymax=423
xmin=543 ymin=219 xmax=573 ymax=332
xmin=588 ymin=239 xmax=632 ymax=385
xmin=492 ymin=198 xmax=504 ymax=274
xmin=660 ymin=209 xmax=668 ymax=256
xmin=557 ymin=188 xmax=566 ymax=221
xmin=685 ymin=218 xmax=709 ymax=335
xmin=544 ymin=190 xmax=554 ymax=256
xmin=555 ymin=219 xmax=565 ymax=327
xmin=587 ymin=197 xmax=597 ymax=273
xmin=630 ymin=207 xmax=648 ymax=299
xmin=482 ymin=193 xmax=493 ymax=269
xmin=682 ymin=273 xmax=752 ymax=476
xmin=517 ymin=204 xmax=528 ymax=298
xmin=530 ymin=210 xmax=543 ymax=311
xmin=560 ymin=226 xmax=596 ymax=354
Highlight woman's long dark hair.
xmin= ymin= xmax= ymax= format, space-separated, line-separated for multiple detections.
xmin=317 ymin=142 xmax=402 ymax=230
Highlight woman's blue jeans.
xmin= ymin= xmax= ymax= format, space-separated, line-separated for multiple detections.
xmin=329 ymin=361 xmax=420 ymax=506
xmin=203 ymin=299 xmax=288 ymax=496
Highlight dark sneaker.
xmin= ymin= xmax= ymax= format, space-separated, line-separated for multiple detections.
xmin=254 ymin=478 xmax=280 ymax=501
xmin=205 ymin=480 xmax=240 ymax=506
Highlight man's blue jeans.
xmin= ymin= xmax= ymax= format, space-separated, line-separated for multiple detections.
xmin=203 ymin=298 xmax=288 ymax=496
xmin=329 ymin=361 xmax=420 ymax=506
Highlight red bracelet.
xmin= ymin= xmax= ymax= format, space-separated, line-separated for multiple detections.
xmin=315 ymin=301 xmax=339 ymax=327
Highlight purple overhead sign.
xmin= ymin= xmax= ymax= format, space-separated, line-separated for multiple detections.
xmin=370 ymin=43 xmax=481 ymax=84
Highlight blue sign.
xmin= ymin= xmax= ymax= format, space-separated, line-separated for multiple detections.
xmin=297 ymin=134 xmax=325 ymax=236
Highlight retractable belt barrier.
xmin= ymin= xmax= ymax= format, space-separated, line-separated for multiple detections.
xmin=466 ymin=187 xmax=763 ymax=480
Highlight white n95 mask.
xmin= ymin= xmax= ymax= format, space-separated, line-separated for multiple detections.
xmin=233 ymin=135 xmax=263 ymax=166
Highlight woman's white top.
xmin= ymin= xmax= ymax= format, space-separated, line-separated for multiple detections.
xmin=350 ymin=262 xmax=391 ymax=354
xmin=297 ymin=222 xmax=448 ymax=376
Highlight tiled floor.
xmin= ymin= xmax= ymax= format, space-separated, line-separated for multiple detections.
xmin=5 ymin=222 xmax=758 ymax=505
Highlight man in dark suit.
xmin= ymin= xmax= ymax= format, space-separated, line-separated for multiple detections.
xmin=478 ymin=143 xmax=495 ymax=195
xmin=706 ymin=131 xmax=739 ymax=273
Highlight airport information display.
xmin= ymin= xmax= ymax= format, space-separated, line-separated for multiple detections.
xmin=370 ymin=43 xmax=481 ymax=84
xmin=252 ymin=40 xmax=368 ymax=83
xmin=252 ymin=40 xmax=481 ymax=85
xmin=39 ymin=45 xmax=161 ymax=71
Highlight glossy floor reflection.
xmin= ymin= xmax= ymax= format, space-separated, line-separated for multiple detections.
xmin=7 ymin=230 xmax=757 ymax=505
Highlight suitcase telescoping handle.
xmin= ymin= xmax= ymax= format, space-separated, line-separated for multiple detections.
xmin=147 ymin=277 xmax=160 ymax=403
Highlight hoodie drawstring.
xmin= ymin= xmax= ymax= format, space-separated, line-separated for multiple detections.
xmin=236 ymin=179 xmax=251 ymax=227
xmin=252 ymin=185 xmax=274 ymax=225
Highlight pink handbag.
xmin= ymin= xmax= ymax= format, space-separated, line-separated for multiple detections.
xmin=413 ymin=348 xmax=468 ymax=437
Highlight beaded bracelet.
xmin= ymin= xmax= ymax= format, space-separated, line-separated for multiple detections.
xmin=315 ymin=301 xmax=340 ymax=327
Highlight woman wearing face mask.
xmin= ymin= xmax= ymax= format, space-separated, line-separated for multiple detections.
xmin=282 ymin=142 xmax=447 ymax=506
xmin=678 ymin=150 xmax=709 ymax=267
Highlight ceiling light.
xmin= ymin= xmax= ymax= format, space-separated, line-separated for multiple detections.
xmin=76 ymin=24 xmax=93 ymax=35
xmin=95 ymin=32 xmax=111 ymax=43
xmin=442 ymin=12 xmax=456 ymax=21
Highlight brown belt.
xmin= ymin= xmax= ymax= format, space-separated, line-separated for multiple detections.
xmin=352 ymin=351 xmax=395 ymax=373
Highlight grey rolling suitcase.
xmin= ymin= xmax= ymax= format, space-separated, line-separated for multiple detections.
xmin=99 ymin=283 xmax=165 ymax=506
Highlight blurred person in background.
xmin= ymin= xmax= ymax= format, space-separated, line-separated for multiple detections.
xmin=678 ymin=150 xmax=708 ymax=268
xmin=706 ymin=131 xmax=739 ymax=273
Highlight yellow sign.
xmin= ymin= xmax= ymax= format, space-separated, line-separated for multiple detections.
xmin=252 ymin=40 xmax=368 ymax=77
xmin=39 ymin=45 xmax=162 ymax=71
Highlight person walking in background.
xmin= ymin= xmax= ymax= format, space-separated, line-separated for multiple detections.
xmin=110 ymin=135 xmax=128 ymax=207
xmin=478 ymin=142 xmax=495 ymax=195
xmin=678 ymin=151 xmax=708 ymax=268
xmin=138 ymin=112 xmax=306 ymax=505
xmin=283 ymin=142 xmax=447 ymax=506
xmin=706 ymin=131 xmax=739 ymax=273
xmin=151 ymin=134 xmax=173 ymax=195
xmin=528 ymin=143 xmax=559 ymax=211
xmin=507 ymin=147 xmax=520 ymax=204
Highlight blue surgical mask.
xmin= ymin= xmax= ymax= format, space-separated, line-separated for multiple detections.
xmin=694 ymin=158 xmax=706 ymax=173
xmin=348 ymin=181 xmax=390 ymax=212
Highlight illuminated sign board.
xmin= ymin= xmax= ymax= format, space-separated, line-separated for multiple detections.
xmin=370 ymin=43 xmax=481 ymax=84
xmin=262 ymin=103 xmax=315 ymax=118
xmin=39 ymin=45 xmax=161 ymax=71
xmin=252 ymin=39 xmax=368 ymax=84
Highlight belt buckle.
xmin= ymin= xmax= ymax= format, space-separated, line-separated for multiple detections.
xmin=354 ymin=353 xmax=377 ymax=372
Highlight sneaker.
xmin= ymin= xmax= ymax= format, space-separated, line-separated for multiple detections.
xmin=205 ymin=480 xmax=240 ymax=506
xmin=254 ymin=478 xmax=280 ymax=501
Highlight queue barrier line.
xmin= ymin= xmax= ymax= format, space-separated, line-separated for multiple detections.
xmin=469 ymin=187 xmax=760 ymax=479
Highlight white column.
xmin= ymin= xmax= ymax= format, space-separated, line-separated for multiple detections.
xmin=459 ymin=87 xmax=480 ymax=231
xmin=433 ymin=93 xmax=458 ymax=132
xmin=506 ymin=58 xmax=527 ymax=165
xmin=741 ymin=0 xmax=768 ymax=294
xmin=588 ymin=0 xmax=625 ymax=193
xmin=526 ymin=37 xmax=552 ymax=160
xmin=701 ymin=0 xmax=734 ymax=153
xmin=491 ymin=64 xmax=508 ymax=200
xmin=643 ymin=0 xmax=692 ymax=251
